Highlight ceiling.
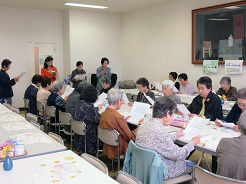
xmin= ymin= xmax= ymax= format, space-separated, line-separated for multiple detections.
xmin=0 ymin=0 xmax=171 ymax=13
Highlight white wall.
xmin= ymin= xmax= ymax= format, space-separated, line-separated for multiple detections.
xmin=121 ymin=0 xmax=245 ymax=92
xmin=69 ymin=10 xmax=122 ymax=83
xmin=0 ymin=6 xmax=64 ymax=107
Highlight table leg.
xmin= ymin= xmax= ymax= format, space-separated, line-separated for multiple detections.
xmin=212 ymin=155 xmax=217 ymax=173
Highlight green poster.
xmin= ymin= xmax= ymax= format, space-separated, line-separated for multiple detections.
xmin=203 ymin=60 xmax=219 ymax=74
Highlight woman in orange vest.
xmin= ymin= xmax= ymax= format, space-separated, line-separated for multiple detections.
xmin=41 ymin=56 xmax=58 ymax=83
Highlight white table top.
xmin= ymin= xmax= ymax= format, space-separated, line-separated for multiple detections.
xmin=0 ymin=105 xmax=66 ymax=160
xmin=176 ymin=121 xmax=240 ymax=155
xmin=0 ymin=150 xmax=118 ymax=184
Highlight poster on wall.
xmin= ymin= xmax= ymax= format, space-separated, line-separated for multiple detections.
xmin=203 ymin=60 xmax=219 ymax=74
xmin=225 ymin=60 xmax=243 ymax=75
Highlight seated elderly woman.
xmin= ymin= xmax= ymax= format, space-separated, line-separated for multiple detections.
xmin=74 ymin=85 xmax=102 ymax=155
xmin=187 ymin=76 xmax=223 ymax=121
xmin=129 ymin=77 xmax=155 ymax=106
xmin=65 ymin=81 xmax=91 ymax=118
xmin=136 ymin=97 xmax=200 ymax=179
xmin=215 ymin=88 xmax=246 ymax=131
xmin=216 ymin=76 xmax=237 ymax=101
xmin=216 ymin=112 xmax=246 ymax=180
xmin=162 ymin=80 xmax=181 ymax=104
xmin=47 ymin=81 xmax=67 ymax=125
xmin=100 ymin=75 xmax=112 ymax=94
xmin=100 ymin=88 xmax=143 ymax=159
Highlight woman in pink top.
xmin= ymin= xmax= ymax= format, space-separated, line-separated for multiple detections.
xmin=178 ymin=73 xmax=194 ymax=95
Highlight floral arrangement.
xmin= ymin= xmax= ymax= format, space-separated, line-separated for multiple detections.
xmin=63 ymin=74 xmax=72 ymax=85
xmin=0 ymin=139 xmax=25 ymax=158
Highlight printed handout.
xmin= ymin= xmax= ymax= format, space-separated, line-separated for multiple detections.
xmin=180 ymin=116 xmax=210 ymax=141
xmin=94 ymin=93 xmax=107 ymax=107
xmin=154 ymin=82 xmax=162 ymax=91
xmin=74 ymin=74 xmax=86 ymax=80
xmin=122 ymin=93 xmax=129 ymax=105
xmin=62 ymin=85 xmax=74 ymax=99
xmin=177 ymin=104 xmax=190 ymax=116
xmin=143 ymin=93 xmax=154 ymax=105
xmin=127 ymin=102 xmax=150 ymax=125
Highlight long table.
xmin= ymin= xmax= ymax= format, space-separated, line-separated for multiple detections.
xmin=102 ymin=103 xmax=240 ymax=156
xmin=0 ymin=150 xmax=118 ymax=184
xmin=0 ymin=104 xmax=66 ymax=161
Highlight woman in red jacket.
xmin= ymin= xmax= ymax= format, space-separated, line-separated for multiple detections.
xmin=41 ymin=56 xmax=58 ymax=83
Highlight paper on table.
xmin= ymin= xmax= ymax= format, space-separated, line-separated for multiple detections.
xmin=180 ymin=116 xmax=210 ymax=141
xmin=154 ymin=82 xmax=162 ymax=91
xmin=122 ymin=93 xmax=129 ymax=105
xmin=127 ymin=102 xmax=150 ymax=125
xmin=37 ymin=155 xmax=84 ymax=183
xmin=218 ymin=127 xmax=240 ymax=136
xmin=61 ymin=85 xmax=74 ymax=99
xmin=74 ymin=74 xmax=86 ymax=80
xmin=143 ymin=93 xmax=154 ymax=105
xmin=177 ymin=104 xmax=190 ymax=115
xmin=11 ymin=132 xmax=53 ymax=145
xmin=2 ymin=121 xmax=35 ymax=132
xmin=94 ymin=93 xmax=107 ymax=107
xmin=18 ymin=70 xmax=27 ymax=78
xmin=216 ymin=119 xmax=235 ymax=129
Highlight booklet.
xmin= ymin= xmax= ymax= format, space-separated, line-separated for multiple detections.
xmin=127 ymin=102 xmax=151 ymax=125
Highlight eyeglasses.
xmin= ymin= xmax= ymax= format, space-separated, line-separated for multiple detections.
xmin=238 ymin=103 xmax=246 ymax=108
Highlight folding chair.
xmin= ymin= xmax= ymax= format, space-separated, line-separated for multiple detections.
xmin=97 ymin=127 xmax=120 ymax=172
xmin=81 ymin=153 xmax=108 ymax=175
xmin=71 ymin=119 xmax=86 ymax=152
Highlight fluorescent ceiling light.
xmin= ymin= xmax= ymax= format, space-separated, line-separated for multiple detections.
xmin=208 ymin=18 xmax=230 ymax=21
xmin=225 ymin=6 xmax=240 ymax=9
xmin=64 ymin=3 xmax=108 ymax=9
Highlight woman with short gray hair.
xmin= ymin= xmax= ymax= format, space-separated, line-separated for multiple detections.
xmin=107 ymin=88 xmax=122 ymax=105
xmin=216 ymin=76 xmax=237 ymax=101
xmin=100 ymin=75 xmax=112 ymax=94
xmin=162 ymin=80 xmax=181 ymax=105
xmin=216 ymin=112 xmax=246 ymax=180
xmin=51 ymin=81 xmax=64 ymax=93
xmin=136 ymin=96 xmax=201 ymax=179
xmin=99 ymin=88 xmax=143 ymax=159
xmin=47 ymin=81 xmax=67 ymax=126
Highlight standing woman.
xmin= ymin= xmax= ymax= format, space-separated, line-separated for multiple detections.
xmin=0 ymin=59 xmax=20 ymax=105
xmin=96 ymin=57 xmax=111 ymax=91
xmin=41 ymin=56 xmax=58 ymax=83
